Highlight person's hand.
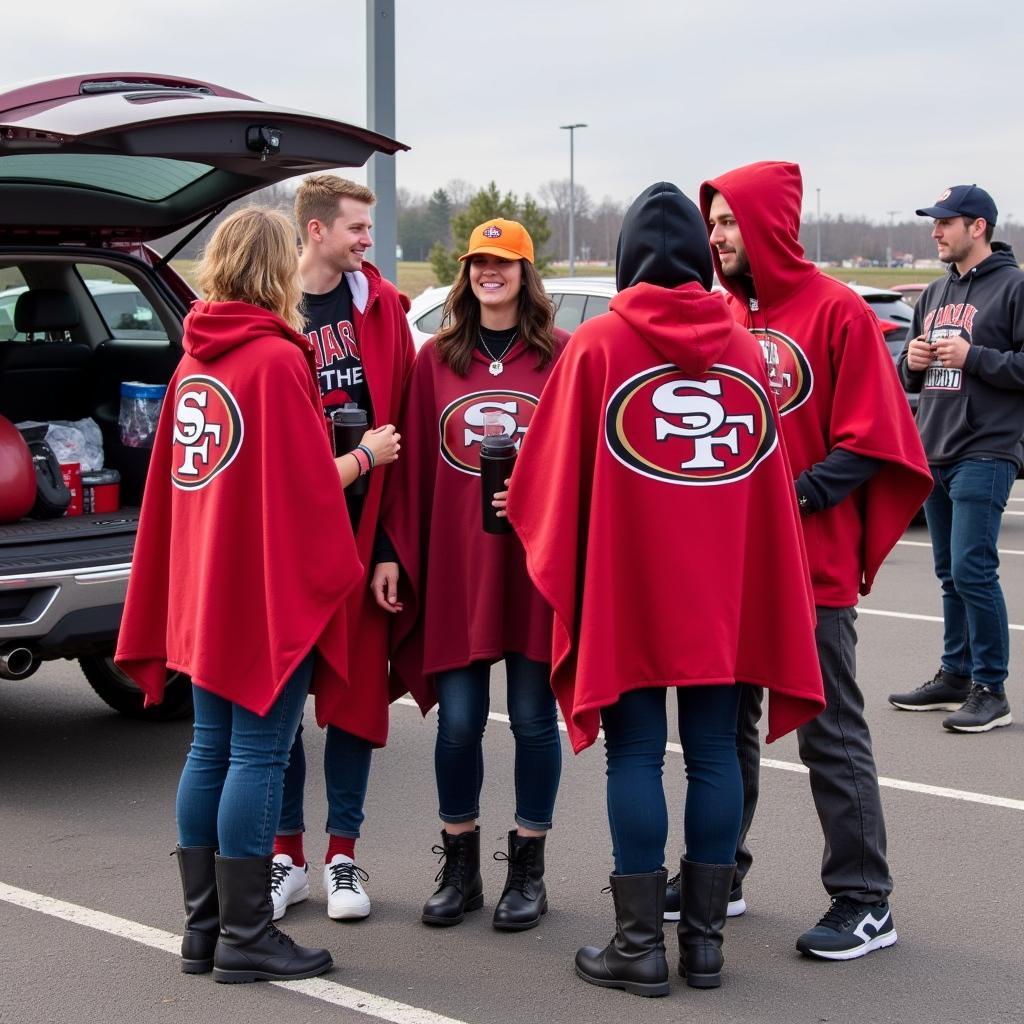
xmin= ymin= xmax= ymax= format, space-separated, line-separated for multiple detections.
xmin=932 ymin=336 xmax=970 ymax=370
xmin=491 ymin=477 xmax=511 ymax=519
xmin=370 ymin=561 xmax=403 ymax=613
xmin=361 ymin=424 xmax=401 ymax=467
xmin=905 ymin=335 xmax=936 ymax=372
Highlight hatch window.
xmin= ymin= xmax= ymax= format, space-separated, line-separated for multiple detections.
xmin=0 ymin=154 xmax=213 ymax=201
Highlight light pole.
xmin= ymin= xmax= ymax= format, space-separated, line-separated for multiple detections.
xmin=560 ymin=123 xmax=587 ymax=275
xmin=816 ymin=187 xmax=822 ymax=264
xmin=886 ymin=210 xmax=900 ymax=268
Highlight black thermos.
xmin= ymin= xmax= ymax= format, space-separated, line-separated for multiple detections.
xmin=330 ymin=403 xmax=369 ymax=496
xmin=480 ymin=432 xmax=516 ymax=534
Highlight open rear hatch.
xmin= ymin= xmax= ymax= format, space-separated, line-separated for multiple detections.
xmin=0 ymin=72 xmax=408 ymax=242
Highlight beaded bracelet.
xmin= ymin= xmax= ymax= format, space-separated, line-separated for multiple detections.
xmin=356 ymin=443 xmax=376 ymax=470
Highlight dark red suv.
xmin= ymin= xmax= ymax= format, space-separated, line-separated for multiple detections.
xmin=0 ymin=72 xmax=404 ymax=718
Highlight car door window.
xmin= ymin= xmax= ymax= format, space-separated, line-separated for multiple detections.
xmin=76 ymin=266 xmax=169 ymax=342
xmin=415 ymin=303 xmax=446 ymax=337
xmin=554 ymin=293 xmax=587 ymax=332
xmin=0 ymin=268 xmax=28 ymax=341
xmin=583 ymin=295 xmax=610 ymax=322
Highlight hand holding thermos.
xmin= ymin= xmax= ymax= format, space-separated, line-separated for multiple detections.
xmin=330 ymin=403 xmax=401 ymax=496
xmin=480 ymin=413 xmax=516 ymax=535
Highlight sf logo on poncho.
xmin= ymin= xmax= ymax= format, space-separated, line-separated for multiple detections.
xmin=439 ymin=390 xmax=538 ymax=475
xmin=605 ymin=364 xmax=777 ymax=485
xmin=171 ymin=375 xmax=244 ymax=490
xmin=748 ymin=328 xmax=813 ymax=415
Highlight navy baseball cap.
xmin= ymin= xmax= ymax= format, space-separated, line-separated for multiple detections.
xmin=916 ymin=184 xmax=998 ymax=225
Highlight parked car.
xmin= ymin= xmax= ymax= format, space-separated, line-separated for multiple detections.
xmin=0 ymin=71 xmax=404 ymax=719
xmin=409 ymin=278 xmax=915 ymax=391
xmin=889 ymin=282 xmax=930 ymax=307
xmin=407 ymin=275 xmax=616 ymax=348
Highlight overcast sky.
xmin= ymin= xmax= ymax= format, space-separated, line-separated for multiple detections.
xmin=5 ymin=0 xmax=1023 ymax=223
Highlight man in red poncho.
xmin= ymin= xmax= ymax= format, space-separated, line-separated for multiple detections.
xmin=507 ymin=182 xmax=825 ymax=997
xmin=270 ymin=175 xmax=416 ymax=925
xmin=698 ymin=161 xmax=933 ymax=962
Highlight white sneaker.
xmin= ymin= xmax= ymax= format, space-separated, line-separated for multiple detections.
xmin=324 ymin=854 xmax=371 ymax=920
xmin=270 ymin=854 xmax=309 ymax=922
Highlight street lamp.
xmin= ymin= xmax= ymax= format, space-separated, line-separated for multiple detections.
xmin=560 ymin=123 xmax=587 ymax=275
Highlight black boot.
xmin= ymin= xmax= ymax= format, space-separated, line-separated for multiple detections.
xmin=493 ymin=831 xmax=548 ymax=931
xmin=175 ymin=846 xmax=219 ymax=974
xmin=677 ymin=859 xmax=734 ymax=988
xmin=421 ymin=828 xmax=483 ymax=926
xmin=574 ymin=869 xmax=670 ymax=998
xmin=212 ymin=854 xmax=333 ymax=983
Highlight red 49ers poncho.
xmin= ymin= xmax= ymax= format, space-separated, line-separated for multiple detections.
xmin=700 ymin=162 xmax=933 ymax=604
xmin=506 ymin=283 xmax=825 ymax=753
xmin=383 ymin=332 xmax=567 ymax=713
xmin=311 ymin=261 xmax=416 ymax=746
xmin=115 ymin=301 xmax=361 ymax=716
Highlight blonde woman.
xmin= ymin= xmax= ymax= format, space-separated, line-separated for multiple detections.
xmin=115 ymin=207 xmax=399 ymax=984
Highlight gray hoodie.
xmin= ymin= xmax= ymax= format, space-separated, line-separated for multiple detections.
xmin=898 ymin=243 xmax=1024 ymax=468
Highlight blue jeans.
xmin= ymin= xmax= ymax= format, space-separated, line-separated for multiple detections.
xmin=278 ymin=723 xmax=373 ymax=838
xmin=176 ymin=653 xmax=313 ymax=858
xmin=601 ymin=685 xmax=743 ymax=875
xmin=925 ymin=457 xmax=1015 ymax=691
xmin=435 ymin=653 xmax=561 ymax=831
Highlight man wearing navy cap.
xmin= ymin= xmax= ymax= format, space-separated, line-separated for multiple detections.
xmin=890 ymin=184 xmax=1024 ymax=732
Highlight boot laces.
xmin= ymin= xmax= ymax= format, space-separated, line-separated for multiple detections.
xmin=432 ymin=841 xmax=468 ymax=891
xmin=493 ymin=843 xmax=536 ymax=894
xmin=328 ymin=860 xmax=369 ymax=894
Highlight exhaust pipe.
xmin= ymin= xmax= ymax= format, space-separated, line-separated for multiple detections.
xmin=0 ymin=645 xmax=39 ymax=680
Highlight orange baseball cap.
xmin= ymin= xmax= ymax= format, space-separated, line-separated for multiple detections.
xmin=460 ymin=219 xmax=535 ymax=264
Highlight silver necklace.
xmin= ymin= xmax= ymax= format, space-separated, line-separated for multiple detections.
xmin=479 ymin=328 xmax=518 ymax=376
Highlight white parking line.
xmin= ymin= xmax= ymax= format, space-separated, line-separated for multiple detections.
xmin=394 ymin=699 xmax=1024 ymax=811
xmin=897 ymin=539 xmax=1024 ymax=556
xmin=0 ymin=882 xmax=467 ymax=1024
xmin=858 ymin=607 xmax=1024 ymax=632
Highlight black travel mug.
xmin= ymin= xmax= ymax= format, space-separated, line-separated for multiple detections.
xmin=330 ymin=403 xmax=369 ymax=497
xmin=480 ymin=432 xmax=516 ymax=534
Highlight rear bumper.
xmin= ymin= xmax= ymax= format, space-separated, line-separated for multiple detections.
xmin=0 ymin=562 xmax=129 ymax=657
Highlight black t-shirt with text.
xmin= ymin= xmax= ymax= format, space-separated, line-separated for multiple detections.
xmin=303 ymin=276 xmax=368 ymax=414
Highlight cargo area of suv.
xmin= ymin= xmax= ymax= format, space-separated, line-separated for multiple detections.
xmin=0 ymin=71 xmax=404 ymax=718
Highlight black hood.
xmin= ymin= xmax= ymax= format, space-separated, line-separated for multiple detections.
xmin=615 ymin=182 xmax=714 ymax=292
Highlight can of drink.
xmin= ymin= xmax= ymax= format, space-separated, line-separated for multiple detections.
xmin=81 ymin=469 xmax=121 ymax=514
xmin=60 ymin=463 xmax=83 ymax=516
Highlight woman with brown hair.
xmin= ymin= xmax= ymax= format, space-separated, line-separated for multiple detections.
xmin=376 ymin=219 xmax=568 ymax=931
xmin=115 ymin=206 xmax=399 ymax=983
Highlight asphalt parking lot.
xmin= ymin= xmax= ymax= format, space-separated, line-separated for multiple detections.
xmin=2 ymin=498 xmax=1023 ymax=1024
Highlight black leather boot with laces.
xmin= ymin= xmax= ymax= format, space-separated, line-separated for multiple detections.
xmin=212 ymin=854 xmax=333 ymax=983
xmin=421 ymin=828 xmax=483 ymax=926
xmin=175 ymin=845 xmax=219 ymax=974
xmin=574 ymin=869 xmax=670 ymax=997
xmin=493 ymin=830 xmax=548 ymax=931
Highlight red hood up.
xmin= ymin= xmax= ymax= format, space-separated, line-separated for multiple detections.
xmin=700 ymin=161 xmax=817 ymax=310
xmin=609 ymin=282 xmax=736 ymax=374
xmin=183 ymin=300 xmax=312 ymax=361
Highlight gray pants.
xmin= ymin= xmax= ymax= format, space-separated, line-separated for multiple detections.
xmin=735 ymin=605 xmax=892 ymax=903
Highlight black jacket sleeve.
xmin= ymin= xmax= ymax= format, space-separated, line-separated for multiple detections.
xmin=795 ymin=449 xmax=883 ymax=514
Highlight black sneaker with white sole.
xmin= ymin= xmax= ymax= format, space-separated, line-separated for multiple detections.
xmin=888 ymin=669 xmax=970 ymax=711
xmin=942 ymin=684 xmax=1012 ymax=733
xmin=664 ymin=871 xmax=745 ymax=920
xmin=796 ymin=897 xmax=897 ymax=961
